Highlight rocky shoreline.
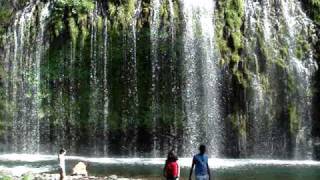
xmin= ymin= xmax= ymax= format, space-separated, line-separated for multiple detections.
xmin=0 ymin=173 xmax=145 ymax=180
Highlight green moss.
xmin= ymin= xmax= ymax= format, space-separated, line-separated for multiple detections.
xmin=231 ymin=53 xmax=241 ymax=63
xmin=216 ymin=0 xmax=245 ymax=86
xmin=280 ymin=46 xmax=289 ymax=58
xmin=287 ymin=72 xmax=297 ymax=92
xmin=78 ymin=14 xmax=89 ymax=46
xmin=230 ymin=112 xmax=247 ymax=137
xmin=108 ymin=2 xmax=117 ymax=17
xmin=97 ymin=16 xmax=103 ymax=31
xmin=141 ymin=2 xmax=150 ymax=26
xmin=80 ymin=24 xmax=89 ymax=46
xmin=0 ymin=1 xmax=14 ymax=42
xmin=0 ymin=176 xmax=12 ymax=180
xmin=55 ymin=0 xmax=94 ymax=14
xmin=108 ymin=0 xmax=136 ymax=32
xmin=289 ymin=104 xmax=299 ymax=134
xmin=68 ymin=17 xmax=79 ymax=43
xmin=54 ymin=19 xmax=65 ymax=37
xmin=260 ymin=75 xmax=270 ymax=92
xmin=233 ymin=67 xmax=249 ymax=88
xmin=296 ymin=47 xmax=303 ymax=59
xmin=173 ymin=1 xmax=180 ymax=20
xmin=232 ymin=31 xmax=242 ymax=50
xmin=22 ymin=174 xmax=32 ymax=180
xmin=303 ymin=0 xmax=320 ymax=24
xmin=160 ymin=0 xmax=169 ymax=26
xmin=295 ymin=35 xmax=311 ymax=59
xmin=50 ymin=0 xmax=94 ymax=38
xmin=274 ymin=58 xmax=287 ymax=69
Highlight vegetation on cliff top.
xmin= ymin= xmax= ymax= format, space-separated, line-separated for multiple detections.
xmin=302 ymin=0 xmax=320 ymax=24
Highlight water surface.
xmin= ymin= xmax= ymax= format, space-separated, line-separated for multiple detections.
xmin=1 ymin=154 xmax=320 ymax=179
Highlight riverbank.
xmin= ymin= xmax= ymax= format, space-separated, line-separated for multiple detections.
xmin=2 ymin=155 xmax=320 ymax=180
xmin=0 ymin=173 xmax=145 ymax=180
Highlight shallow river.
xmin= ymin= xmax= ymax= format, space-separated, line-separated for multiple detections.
xmin=1 ymin=154 xmax=320 ymax=179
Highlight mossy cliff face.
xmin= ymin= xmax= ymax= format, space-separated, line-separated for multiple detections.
xmin=216 ymin=0 xmax=318 ymax=158
xmin=0 ymin=0 xmax=319 ymax=158
xmin=301 ymin=0 xmax=320 ymax=24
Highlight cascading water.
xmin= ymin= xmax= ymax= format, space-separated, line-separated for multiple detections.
xmin=244 ymin=0 xmax=275 ymax=157
xmin=121 ymin=0 xmax=141 ymax=156
xmin=168 ymin=0 xmax=179 ymax=153
xmin=0 ymin=0 xmax=318 ymax=159
xmin=281 ymin=0 xmax=317 ymax=159
xmin=180 ymin=0 xmax=221 ymax=156
xmin=102 ymin=15 xmax=109 ymax=156
xmin=88 ymin=1 xmax=101 ymax=155
xmin=88 ymin=2 xmax=110 ymax=155
xmin=244 ymin=0 xmax=317 ymax=158
xmin=150 ymin=0 xmax=161 ymax=157
xmin=2 ymin=1 xmax=50 ymax=153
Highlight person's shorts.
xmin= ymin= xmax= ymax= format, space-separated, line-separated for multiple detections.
xmin=196 ymin=175 xmax=208 ymax=180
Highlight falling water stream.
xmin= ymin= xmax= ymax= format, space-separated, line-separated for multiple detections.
xmin=180 ymin=0 xmax=221 ymax=156
xmin=0 ymin=0 xmax=318 ymax=165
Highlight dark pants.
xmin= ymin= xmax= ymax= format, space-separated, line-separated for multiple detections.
xmin=167 ymin=177 xmax=178 ymax=180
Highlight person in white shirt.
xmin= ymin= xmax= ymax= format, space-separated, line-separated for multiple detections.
xmin=58 ymin=148 xmax=66 ymax=180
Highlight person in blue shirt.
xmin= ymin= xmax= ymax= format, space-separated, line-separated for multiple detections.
xmin=188 ymin=144 xmax=211 ymax=180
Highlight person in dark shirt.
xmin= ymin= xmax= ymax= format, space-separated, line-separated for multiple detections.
xmin=189 ymin=145 xmax=211 ymax=180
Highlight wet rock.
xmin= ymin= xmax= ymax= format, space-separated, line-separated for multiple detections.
xmin=108 ymin=175 xmax=118 ymax=179
xmin=72 ymin=162 xmax=88 ymax=176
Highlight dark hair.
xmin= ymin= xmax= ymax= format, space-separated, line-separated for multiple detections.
xmin=199 ymin=144 xmax=206 ymax=154
xmin=59 ymin=148 xmax=66 ymax=154
xmin=166 ymin=150 xmax=178 ymax=163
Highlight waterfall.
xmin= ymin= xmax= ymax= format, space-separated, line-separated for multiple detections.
xmin=68 ymin=18 xmax=78 ymax=154
xmin=123 ymin=0 xmax=141 ymax=156
xmin=89 ymin=2 xmax=99 ymax=154
xmin=150 ymin=0 xmax=161 ymax=157
xmin=244 ymin=0 xmax=317 ymax=158
xmin=180 ymin=0 xmax=221 ymax=156
xmin=168 ymin=0 xmax=179 ymax=153
xmin=88 ymin=2 xmax=110 ymax=155
xmin=3 ymin=1 xmax=50 ymax=153
xmin=244 ymin=0 xmax=273 ymax=157
xmin=281 ymin=0 xmax=317 ymax=159
xmin=0 ymin=0 xmax=318 ymax=159
xmin=102 ymin=15 xmax=109 ymax=156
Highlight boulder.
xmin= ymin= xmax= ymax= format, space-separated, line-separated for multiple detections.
xmin=108 ymin=175 xmax=118 ymax=180
xmin=72 ymin=162 xmax=88 ymax=176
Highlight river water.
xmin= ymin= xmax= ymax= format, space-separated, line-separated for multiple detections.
xmin=0 ymin=154 xmax=320 ymax=179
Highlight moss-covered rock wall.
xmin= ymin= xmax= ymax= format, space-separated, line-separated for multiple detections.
xmin=0 ymin=0 xmax=319 ymax=158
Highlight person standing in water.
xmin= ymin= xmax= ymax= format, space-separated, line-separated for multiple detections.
xmin=58 ymin=148 xmax=66 ymax=180
xmin=164 ymin=150 xmax=180 ymax=180
xmin=189 ymin=145 xmax=211 ymax=180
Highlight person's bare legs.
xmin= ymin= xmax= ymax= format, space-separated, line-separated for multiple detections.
xmin=59 ymin=168 xmax=65 ymax=180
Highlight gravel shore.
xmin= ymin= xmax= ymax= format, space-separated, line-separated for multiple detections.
xmin=0 ymin=173 xmax=146 ymax=180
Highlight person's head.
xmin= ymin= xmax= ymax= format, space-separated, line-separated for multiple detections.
xmin=199 ymin=144 xmax=206 ymax=154
xmin=166 ymin=150 xmax=178 ymax=162
xmin=59 ymin=148 xmax=66 ymax=155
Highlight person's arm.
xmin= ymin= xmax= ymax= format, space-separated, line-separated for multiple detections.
xmin=207 ymin=163 xmax=211 ymax=180
xmin=178 ymin=163 xmax=180 ymax=178
xmin=189 ymin=158 xmax=195 ymax=180
xmin=163 ymin=163 xmax=167 ymax=177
